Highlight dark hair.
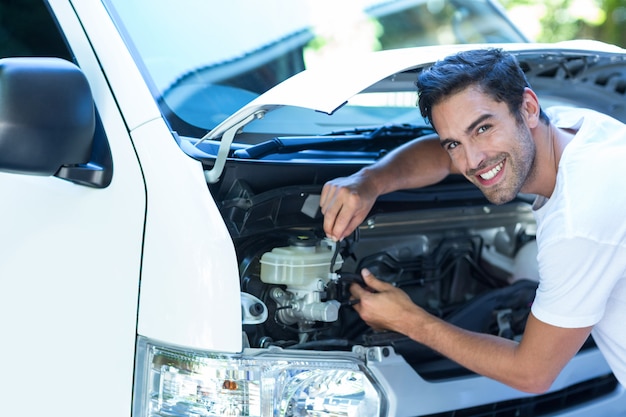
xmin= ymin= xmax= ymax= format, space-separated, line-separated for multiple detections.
xmin=416 ymin=48 xmax=548 ymax=130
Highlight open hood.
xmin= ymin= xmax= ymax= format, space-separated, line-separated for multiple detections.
xmin=206 ymin=40 xmax=625 ymax=140
xmin=200 ymin=40 xmax=625 ymax=182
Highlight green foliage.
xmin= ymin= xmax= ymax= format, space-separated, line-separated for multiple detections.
xmin=500 ymin=0 xmax=626 ymax=47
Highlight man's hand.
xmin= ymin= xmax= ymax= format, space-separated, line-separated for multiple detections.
xmin=348 ymin=270 xmax=593 ymax=394
xmin=320 ymin=136 xmax=455 ymax=241
xmin=320 ymin=174 xmax=379 ymax=241
xmin=349 ymin=269 xmax=423 ymax=333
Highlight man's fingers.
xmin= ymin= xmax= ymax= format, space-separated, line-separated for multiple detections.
xmin=321 ymin=179 xmax=371 ymax=241
xmin=323 ymin=201 xmax=358 ymax=241
xmin=321 ymin=187 xmax=342 ymax=238
xmin=319 ymin=183 xmax=336 ymax=213
xmin=323 ymin=206 xmax=346 ymax=241
xmin=320 ymin=184 xmax=352 ymax=240
xmin=350 ymin=280 xmax=367 ymax=298
xmin=360 ymin=268 xmax=391 ymax=291
xmin=333 ymin=209 xmax=360 ymax=241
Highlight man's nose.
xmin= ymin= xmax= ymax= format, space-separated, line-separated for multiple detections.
xmin=464 ymin=143 xmax=486 ymax=170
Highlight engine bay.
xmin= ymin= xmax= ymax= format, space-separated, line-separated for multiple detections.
xmin=233 ymin=193 xmax=541 ymax=380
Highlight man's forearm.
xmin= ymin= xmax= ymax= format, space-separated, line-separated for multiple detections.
xmin=401 ymin=312 xmax=591 ymax=394
xmin=359 ymin=136 xmax=454 ymax=195
xmin=410 ymin=316 xmax=534 ymax=391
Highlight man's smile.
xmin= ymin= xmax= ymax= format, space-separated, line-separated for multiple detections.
xmin=471 ymin=159 xmax=506 ymax=186
xmin=479 ymin=161 xmax=504 ymax=181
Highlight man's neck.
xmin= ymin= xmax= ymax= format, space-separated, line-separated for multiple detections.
xmin=525 ymin=123 xmax=576 ymax=198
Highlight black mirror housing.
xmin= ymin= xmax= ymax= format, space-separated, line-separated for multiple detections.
xmin=0 ymin=57 xmax=95 ymax=176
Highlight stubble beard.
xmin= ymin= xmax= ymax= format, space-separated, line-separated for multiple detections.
xmin=479 ymin=124 xmax=537 ymax=205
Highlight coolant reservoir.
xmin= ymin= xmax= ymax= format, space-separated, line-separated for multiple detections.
xmin=260 ymin=236 xmax=342 ymax=288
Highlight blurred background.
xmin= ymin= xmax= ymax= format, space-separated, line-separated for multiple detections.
xmin=501 ymin=0 xmax=626 ymax=47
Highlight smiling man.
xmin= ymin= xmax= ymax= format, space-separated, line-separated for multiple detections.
xmin=320 ymin=48 xmax=626 ymax=393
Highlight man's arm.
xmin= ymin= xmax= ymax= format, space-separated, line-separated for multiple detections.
xmin=320 ymin=135 xmax=457 ymax=241
xmin=351 ymin=269 xmax=592 ymax=393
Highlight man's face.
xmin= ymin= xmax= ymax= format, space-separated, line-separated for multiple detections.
xmin=431 ymin=86 xmax=536 ymax=205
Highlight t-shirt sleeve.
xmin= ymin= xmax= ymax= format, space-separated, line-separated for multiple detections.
xmin=531 ymin=236 xmax=626 ymax=328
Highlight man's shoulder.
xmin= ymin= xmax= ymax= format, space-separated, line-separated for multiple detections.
xmin=547 ymin=106 xmax=624 ymax=130
xmin=547 ymin=106 xmax=596 ymax=126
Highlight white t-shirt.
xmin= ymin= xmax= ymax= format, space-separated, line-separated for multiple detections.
xmin=531 ymin=107 xmax=626 ymax=386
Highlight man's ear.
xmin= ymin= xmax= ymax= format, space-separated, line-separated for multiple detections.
xmin=522 ymin=87 xmax=542 ymax=128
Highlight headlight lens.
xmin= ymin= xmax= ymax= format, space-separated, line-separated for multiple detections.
xmin=133 ymin=337 xmax=384 ymax=417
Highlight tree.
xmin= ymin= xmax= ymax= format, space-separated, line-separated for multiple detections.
xmin=500 ymin=0 xmax=626 ymax=47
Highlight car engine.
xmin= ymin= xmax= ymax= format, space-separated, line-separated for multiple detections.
xmin=230 ymin=189 xmax=540 ymax=379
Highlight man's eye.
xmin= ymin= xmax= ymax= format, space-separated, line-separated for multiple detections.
xmin=446 ymin=141 xmax=459 ymax=150
xmin=477 ymin=125 xmax=491 ymax=134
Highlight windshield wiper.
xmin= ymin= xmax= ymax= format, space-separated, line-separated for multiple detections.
xmin=232 ymin=124 xmax=434 ymax=159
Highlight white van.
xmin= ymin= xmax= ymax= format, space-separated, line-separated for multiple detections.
xmin=2 ymin=1 xmax=625 ymax=416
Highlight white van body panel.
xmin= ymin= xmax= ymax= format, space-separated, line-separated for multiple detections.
xmin=0 ymin=1 xmax=145 ymax=415
xmin=131 ymin=117 xmax=242 ymax=352
xmin=70 ymin=0 xmax=162 ymax=130
xmin=71 ymin=0 xmax=243 ymax=351
xmin=0 ymin=2 xmax=241 ymax=416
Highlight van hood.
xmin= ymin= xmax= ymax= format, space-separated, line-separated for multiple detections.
xmin=205 ymin=40 xmax=626 ymax=142
xmin=198 ymin=40 xmax=625 ymax=183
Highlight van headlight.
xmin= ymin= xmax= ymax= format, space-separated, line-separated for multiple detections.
xmin=133 ymin=337 xmax=385 ymax=417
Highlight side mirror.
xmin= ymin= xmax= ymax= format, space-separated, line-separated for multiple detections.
xmin=0 ymin=57 xmax=111 ymax=187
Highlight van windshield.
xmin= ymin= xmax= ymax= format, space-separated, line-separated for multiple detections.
xmin=104 ymin=0 xmax=527 ymax=136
